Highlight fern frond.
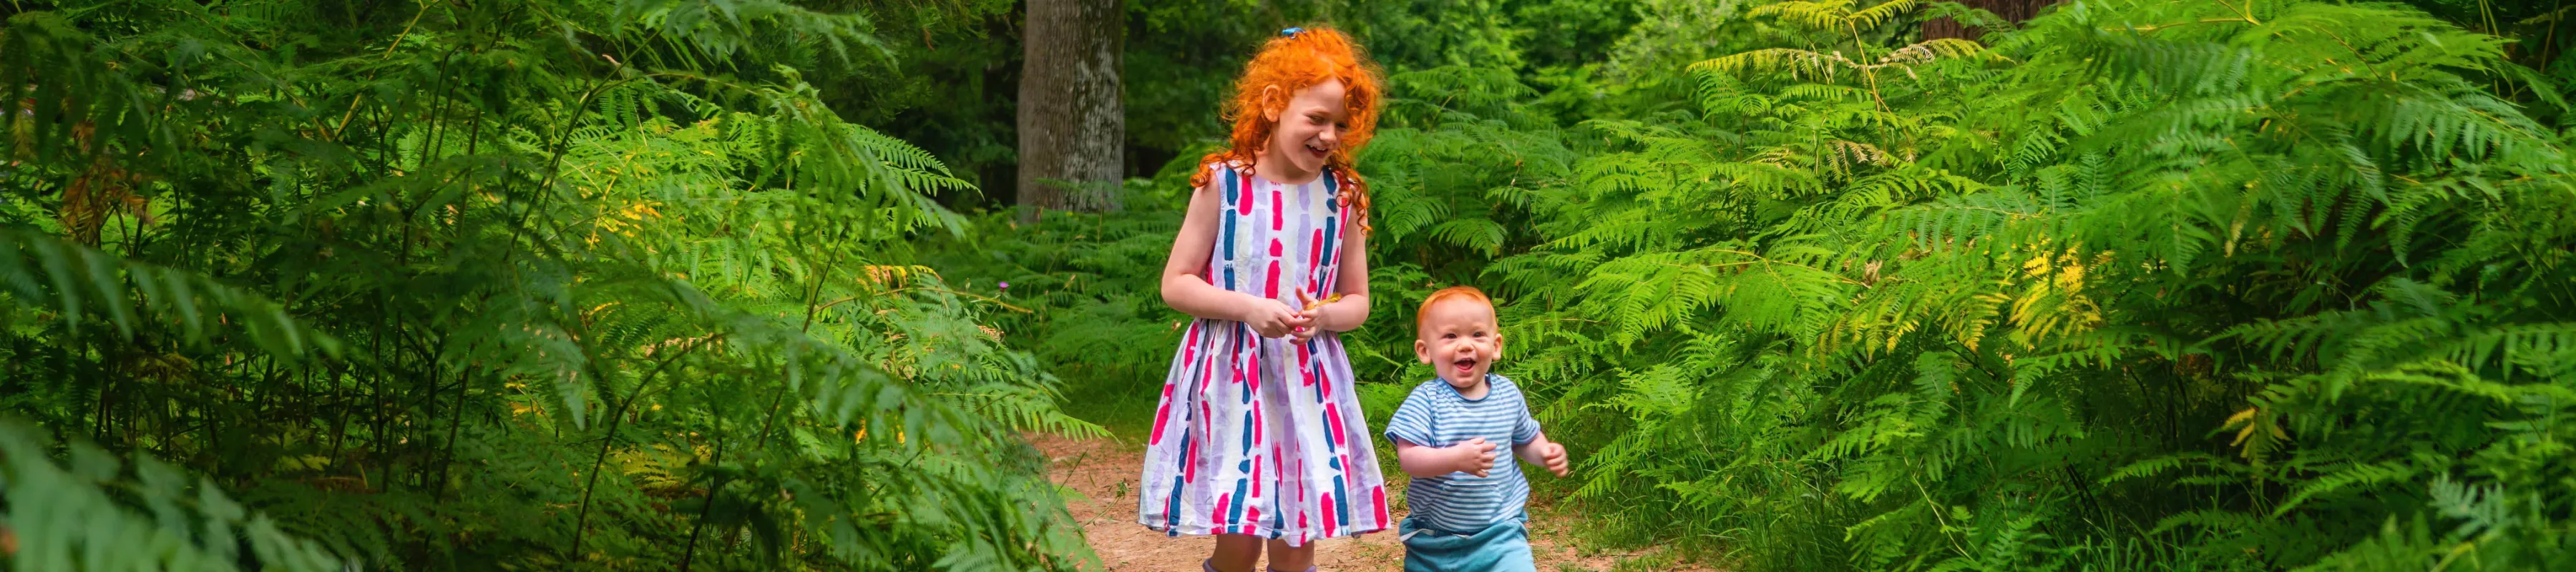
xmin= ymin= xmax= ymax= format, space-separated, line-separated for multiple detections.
xmin=0 ymin=418 xmax=343 ymax=571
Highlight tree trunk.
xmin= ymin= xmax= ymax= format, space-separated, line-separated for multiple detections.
xmin=1922 ymin=0 xmax=2059 ymax=41
xmin=1016 ymin=0 xmax=1125 ymax=222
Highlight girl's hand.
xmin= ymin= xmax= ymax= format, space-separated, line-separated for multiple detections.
xmin=1241 ymin=297 xmax=1313 ymax=338
xmin=1289 ymin=316 xmax=1322 ymax=342
xmin=1450 ymin=438 xmax=1498 ymax=478
xmin=1289 ymin=290 xmax=1338 ymax=342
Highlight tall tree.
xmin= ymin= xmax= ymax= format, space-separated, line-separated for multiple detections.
xmin=1016 ymin=0 xmax=1126 ymax=221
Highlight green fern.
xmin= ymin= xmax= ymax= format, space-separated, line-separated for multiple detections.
xmin=0 ymin=0 xmax=1094 ymax=568
xmin=0 ymin=418 xmax=343 ymax=572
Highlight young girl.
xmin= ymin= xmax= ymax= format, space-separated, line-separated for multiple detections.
xmin=1138 ymin=26 xmax=1388 ymax=572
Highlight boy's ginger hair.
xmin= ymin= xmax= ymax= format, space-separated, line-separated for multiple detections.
xmin=1415 ymin=285 xmax=1494 ymax=336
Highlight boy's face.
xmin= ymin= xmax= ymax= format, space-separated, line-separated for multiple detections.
xmin=1263 ymin=78 xmax=1349 ymax=176
xmin=1414 ymin=297 xmax=1502 ymax=390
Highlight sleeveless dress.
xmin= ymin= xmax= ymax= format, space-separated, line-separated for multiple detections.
xmin=1138 ymin=162 xmax=1391 ymax=546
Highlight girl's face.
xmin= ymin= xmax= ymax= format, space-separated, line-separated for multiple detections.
xmin=1262 ymin=78 xmax=1350 ymax=178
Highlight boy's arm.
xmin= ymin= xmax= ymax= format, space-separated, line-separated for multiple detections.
xmin=1395 ymin=438 xmax=1498 ymax=478
xmin=1508 ymin=394 xmax=1569 ymax=478
xmin=1512 ymin=432 xmax=1571 ymax=478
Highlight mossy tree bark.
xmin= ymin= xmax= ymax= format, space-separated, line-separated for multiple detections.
xmin=1016 ymin=0 xmax=1125 ymax=222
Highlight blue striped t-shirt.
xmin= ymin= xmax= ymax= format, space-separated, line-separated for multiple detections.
xmin=1382 ymin=374 xmax=1541 ymax=533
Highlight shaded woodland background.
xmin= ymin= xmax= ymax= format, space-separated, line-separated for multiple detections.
xmin=4 ymin=0 xmax=2575 ymax=571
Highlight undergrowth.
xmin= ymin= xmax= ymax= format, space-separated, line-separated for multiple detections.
xmin=944 ymin=0 xmax=2576 ymax=570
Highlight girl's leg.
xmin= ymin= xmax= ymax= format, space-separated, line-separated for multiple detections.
xmin=1208 ymin=534 xmax=1265 ymax=572
xmin=1264 ymin=538 xmax=1316 ymax=571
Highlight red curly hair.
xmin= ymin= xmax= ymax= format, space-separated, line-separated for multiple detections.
xmin=1415 ymin=285 xmax=1494 ymax=337
xmin=1189 ymin=26 xmax=1384 ymax=232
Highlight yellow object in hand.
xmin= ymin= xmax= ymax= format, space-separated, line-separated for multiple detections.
xmin=1300 ymin=292 xmax=1342 ymax=312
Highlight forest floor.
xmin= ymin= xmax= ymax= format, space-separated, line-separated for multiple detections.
xmin=1034 ymin=434 xmax=1723 ymax=571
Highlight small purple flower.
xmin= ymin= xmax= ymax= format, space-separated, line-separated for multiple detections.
xmin=997 ymin=282 xmax=1010 ymax=290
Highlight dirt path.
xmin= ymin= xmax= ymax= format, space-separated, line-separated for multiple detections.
xmin=1035 ymin=434 xmax=1709 ymax=571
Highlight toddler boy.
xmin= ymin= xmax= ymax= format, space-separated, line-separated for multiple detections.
xmin=1382 ymin=286 xmax=1569 ymax=572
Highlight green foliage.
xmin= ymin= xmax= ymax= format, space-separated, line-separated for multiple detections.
xmin=1428 ymin=0 xmax=2576 ymax=568
xmin=0 ymin=418 xmax=343 ymax=571
xmin=33 ymin=0 xmax=2545 ymax=568
xmin=952 ymin=0 xmax=2576 ymax=571
xmin=0 ymin=0 xmax=1094 ymax=569
xmin=860 ymin=0 xmax=1663 ymax=204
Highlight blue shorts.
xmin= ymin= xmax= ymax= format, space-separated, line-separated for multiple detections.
xmin=1398 ymin=512 xmax=1535 ymax=572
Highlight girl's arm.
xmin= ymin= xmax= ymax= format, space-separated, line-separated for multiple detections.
xmin=1163 ymin=184 xmax=1309 ymax=337
xmin=1298 ymin=212 xmax=1371 ymax=337
xmin=1394 ymin=437 xmax=1498 ymax=478
xmin=1512 ymin=432 xmax=1571 ymax=478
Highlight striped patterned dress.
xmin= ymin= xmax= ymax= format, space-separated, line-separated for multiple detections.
xmin=1137 ymin=162 xmax=1390 ymax=546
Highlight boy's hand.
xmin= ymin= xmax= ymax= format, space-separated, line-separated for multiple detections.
xmin=1450 ymin=438 xmax=1498 ymax=478
xmin=1537 ymin=441 xmax=1569 ymax=477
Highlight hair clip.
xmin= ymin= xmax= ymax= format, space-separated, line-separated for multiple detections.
xmin=1279 ymin=27 xmax=1304 ymax=37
